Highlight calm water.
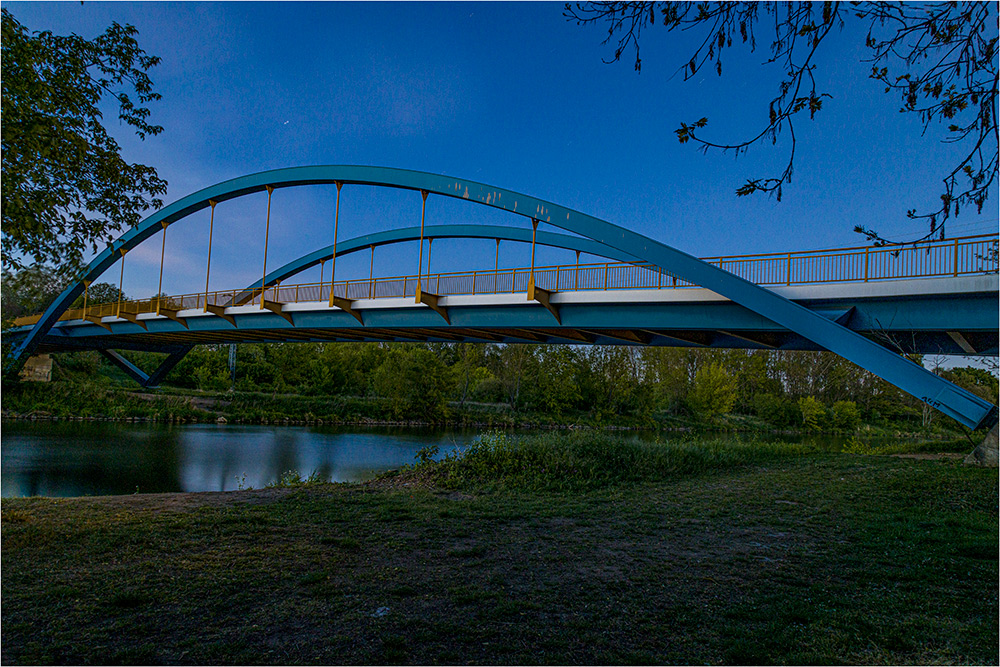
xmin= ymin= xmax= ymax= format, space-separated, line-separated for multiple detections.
xmin=0 ymin=421 xmax=860 ymax=498
xmin=0 ymin=422 xmax=481 ymax=498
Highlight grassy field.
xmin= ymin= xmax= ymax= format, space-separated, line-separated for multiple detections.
xmin=2 ymin=433 xmax=997 ymax=665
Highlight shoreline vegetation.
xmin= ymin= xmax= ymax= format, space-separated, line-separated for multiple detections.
xmin=2 ymin=344 xmax=995 ymax=444
xmin=1 ymin=379 xmax=991 ymax=446
xmin=2 ymin=430 xmax=997 ymax=664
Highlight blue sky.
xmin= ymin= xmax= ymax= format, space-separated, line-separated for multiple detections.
xmin=6 ymin=1 xmax=998 ymax=298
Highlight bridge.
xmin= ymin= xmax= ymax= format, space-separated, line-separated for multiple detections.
xmin=4 ymin=166 xmax=998 ymax=430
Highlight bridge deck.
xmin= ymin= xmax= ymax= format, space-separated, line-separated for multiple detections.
xmin=10 ymin=275 xmax=996 ymax=357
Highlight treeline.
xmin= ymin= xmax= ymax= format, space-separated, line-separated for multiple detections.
xmin=42 ymin=342 xmax=998 ymax=433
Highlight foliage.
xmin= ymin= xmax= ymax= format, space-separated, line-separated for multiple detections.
xmin=798 ymin=395 xmax=827 ymax=431
xmin=687 ymin=361 xmax=737 ymax=419
xmin=1 ymin=8 xmax=167 ymax=274
xmin=372 ymin=346 xmax=455 ymax=420
xmin=752 ymin=393 xmax=798 ymax=427
xmin=266 ymin=469 xmax=328 ymax=488
xmin=564 ymin=1 xmax=998 ymax=240
xmin=70 ymin=282 xmax=124 ymax=307
xmin=430 ymin=429 xmax=811 ymax=492
xmin=943 ymin=365 xmax=1000 ymax=405
xmin=830 ymin=400 xmax=861 ymax=430
xmin=415 ymin=445 xmax=440 ymax=465
xmin=1 ymin=265 xmax=65 ymax=324
xmin=12 ymin=336 xmax=991 ymax=435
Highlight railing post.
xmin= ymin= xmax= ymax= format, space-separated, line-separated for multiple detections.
xmin=511 ymin=268 xmax=516 ymax=293
xmin=604 ymin=263 xmax=609 ymax=291
xmin=786 ymin=252 xmax=792 ymax=285
xmin=864 ymin=246 xmax=870 ymax=282
xmin=954 ymin=238 xmax=960 ymax=276
xmin=575 ymin=250 xmax=581 ymax=290
xmin=472 ymin=270 xmax=477 ymax=295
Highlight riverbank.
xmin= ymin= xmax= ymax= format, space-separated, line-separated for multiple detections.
xmin=2 ymin=433 xmax=996 ymax=665
xmin=1 ymin=380 xmax=976 ymax=443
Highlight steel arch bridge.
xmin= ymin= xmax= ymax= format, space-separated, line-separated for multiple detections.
xmin=4 ymin=166 xmax=998 ymax=430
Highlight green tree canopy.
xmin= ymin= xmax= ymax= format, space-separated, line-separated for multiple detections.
xmin=1 ymin=8 xmax=167 ymax=275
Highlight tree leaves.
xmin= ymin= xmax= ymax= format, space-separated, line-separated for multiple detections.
xmin=1 ymin=9 xmax=167 ymax=277
xmin=566 ymin=1 xmax=997 ymax=243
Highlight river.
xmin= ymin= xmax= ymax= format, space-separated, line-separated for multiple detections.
xmin=1 ymin=421 xmax=861 ymax=498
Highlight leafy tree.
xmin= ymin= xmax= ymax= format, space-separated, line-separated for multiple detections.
xmin=943 ymin=365 xmax=999 ymax=405
xmin=565 ymin=1 xmax=997 ymax=242
xmin=830 ymin=400 xmax=861 ymax=430
xmin=798 ymin=395 xmax=827 ymax=431
xmin=688 ymin=361 xmax=737 ymax=419
xmin=752 ymin=392 xmax=799 ymax=427
xmin=69 ymin=282 xmax=124 ymax=307
xmin=1 ymin=8 xmax=167 ymax=274
xmin=1 ymin=265 xmax=65 ymax=323
xmin=454 ymin=343 xmax=486 ymax=406
xmin=529 ymin=346 xmax=583 ymax=417
xmin=643 ymin=347 xmax=690 ymax=413
xmin=372 ymin=346 xmax=456 ymax=419
xmin=490 ymin=344 xmax=535 ymax=410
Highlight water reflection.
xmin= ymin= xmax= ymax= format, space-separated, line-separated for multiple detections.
xmin=1 ymin=422 xmax=473 ymax=498
xmin=2 ymin=421 xmax=863 ymax=499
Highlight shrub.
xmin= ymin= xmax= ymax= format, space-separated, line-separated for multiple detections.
xmin=798 ymin=396 xmax=827 ymax=431
xmin=830 ymin=400 xmax=861 ymax=430
xmin=752 ymin=393 xmax=798 ymax=427
xmin=433 ymin=430 xmax=812 ymax=492
xmin=687 ymin=362 xmax=737 ymax=420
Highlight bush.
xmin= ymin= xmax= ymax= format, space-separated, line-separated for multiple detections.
xmin=372 ymin=347 xmax=456 ymax=420
xmin=429 ymin=430 xmax=812 ymax=492
xmin=688 ymin=362 xmax=737 ymax=420
xmin=830 ymin=400 xmax=860 ymax=430
xmin=752 ymin=393 xmax=798 ymax=427
xmin=798 ymin=396 xmax=827 ymax=431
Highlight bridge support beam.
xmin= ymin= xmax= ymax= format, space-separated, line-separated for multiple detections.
xmin=965 ymin=424 xmax=999 ymax=467
xmin=99 ymin=345 xmax=193 ymax=388
xmin=205 ymin=303 xmax=237 ymax=327
xmin=416 ymin=290 xmax=450 ymax=324
xmin=528 ymin=285 xmax=560 ymax=323
xmin=330 ymin=295 xmax=363 ymax=324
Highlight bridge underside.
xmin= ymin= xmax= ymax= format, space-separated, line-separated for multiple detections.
xmin=11 ymin=277 xmax=997 ymax=358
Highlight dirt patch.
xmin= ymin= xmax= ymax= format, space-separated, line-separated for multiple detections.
xmin=65 ymin=487 xmax=296 ymax=514
xmin=889 ymin=452 xmax=965 ymax=461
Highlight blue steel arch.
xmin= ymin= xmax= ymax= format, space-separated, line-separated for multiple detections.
xmin=248 ymin=224 xmax=641 ymax=297
xmin=8 ymin=165 xmax=997 ymax=430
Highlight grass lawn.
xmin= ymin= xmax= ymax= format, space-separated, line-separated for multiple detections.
xmin=2 ymin=433 xmax=997 ymax=665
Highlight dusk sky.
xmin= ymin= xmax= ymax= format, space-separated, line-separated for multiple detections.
xmin=6 ymin=1 xmax=999 ymax=298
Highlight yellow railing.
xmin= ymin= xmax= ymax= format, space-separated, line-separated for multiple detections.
xmin=13 ymin=233 xmax=998 ymax=328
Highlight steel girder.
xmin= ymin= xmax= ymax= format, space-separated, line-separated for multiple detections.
xmin=248 ymin=224 xmax=641 ymax=293
xmin=7 ymin=166 xmax=997 ymax=429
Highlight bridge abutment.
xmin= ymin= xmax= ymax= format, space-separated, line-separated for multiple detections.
xmin=965 ymin=423 xmax=999 ymax=468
